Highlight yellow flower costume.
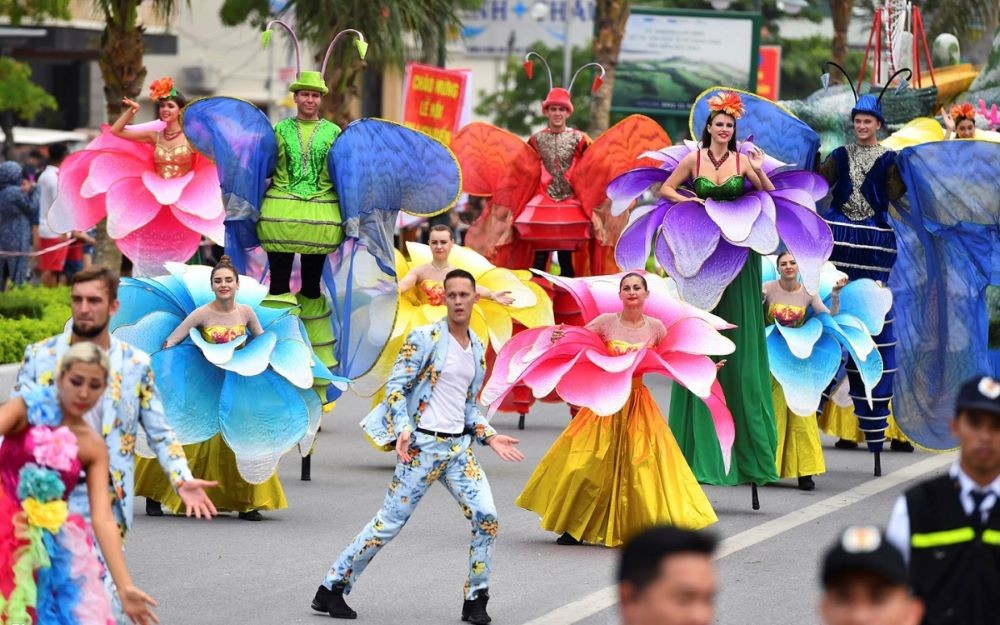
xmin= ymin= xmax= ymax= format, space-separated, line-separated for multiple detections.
xmin=354 ymin=241 xmax=553 ymax=398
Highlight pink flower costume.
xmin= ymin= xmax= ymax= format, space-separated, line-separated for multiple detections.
xmin=0 ymin=388 xmax=114 ymax=624
xmin=48 ymin=119 xmax=225 ymax=274
xmin=481 ymin=272 xmax=735 ymax=546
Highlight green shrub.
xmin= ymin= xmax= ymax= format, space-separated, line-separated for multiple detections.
xmin=0 ymin=285 xmax=71 ymax=365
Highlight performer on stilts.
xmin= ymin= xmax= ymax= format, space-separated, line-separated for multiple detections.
xmin=816 ymin=64 xmax=912 ymax=472
xmin=455 ymin=53 xmax=669 ymax=276
xmin=609 ymin=89 xmax=834 ymax=508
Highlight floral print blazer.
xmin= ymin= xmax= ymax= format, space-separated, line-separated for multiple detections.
xmin=14 ymin=330 xmax=194 ymax=533
xmin=362 ymin=318 xmax=497 ymax=450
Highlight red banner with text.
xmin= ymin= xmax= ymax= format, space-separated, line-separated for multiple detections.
xmin=757 ymin=45 xmax=781 ymax=101
xmin=402 ymin=63 xmax=468 ymax=145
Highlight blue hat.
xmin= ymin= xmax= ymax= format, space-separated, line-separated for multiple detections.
xmin=956 ymin=376 xmax=1000 ymax=416
xmin=851 ymin=93 xmax=885 ymax=125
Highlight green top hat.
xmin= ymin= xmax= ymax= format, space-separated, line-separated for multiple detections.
xmin=263 ymin=20 xmax=367 ymax=98
xmin=289 ymin=71 xmax=329 ymax=95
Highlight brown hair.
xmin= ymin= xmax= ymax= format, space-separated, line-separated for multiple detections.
xmin=775 ymin=250 xmax=795 ymax=265
xmin=619 ymin=272 xmax=648 ymax=290
xmin=70 ymin=265 xmax=119 ymax=301
xmin=429 ymin=224 xmax=454 ymax=240
xmin=211 ymin=255 xmax=239 ymax=282
xmin=156 ymin=91 xmax=188 ymax=114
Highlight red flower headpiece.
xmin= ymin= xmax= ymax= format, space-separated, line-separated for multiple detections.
xmin=707 ymin=91 xmax=744 ymax=120
xmin=950 ymin=102 xmax=976 ymax=123
xmin=149 ymin=77 xmax=177 ymax=101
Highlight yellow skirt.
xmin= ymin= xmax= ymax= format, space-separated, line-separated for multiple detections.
xmin=772 ymin=379 xmax=826 ymax=479
xmin=818 ymin=402 xmax=908 ymax=443
xmin=135 ymin=433 xmax=287 ymax=514
xmin=515 ymin=381 xmax=716 ymax=547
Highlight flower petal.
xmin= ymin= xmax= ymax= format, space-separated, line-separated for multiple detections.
xmin=773 ymin=316 xmax=824 ymax=359
xmin=768 ymin=331 xmax=842 ymax=416
xmin=81 ymin=151 xmax=145 ymax=197
xmin=173 ymin=165 xmax=224 ymax=219
xmin=169 ymin=205 xmax=225 ymax=244
xmin=662 ymin=202 xmax=722 ymax=278
xmin=607 ymin=167 xmax=669 ymax=215
xmin=141 ymin=169 xmax=194 ymax=206
xmin=615 ymin=201 xmax=669 ymax=271
xmin=104 ymin=178 xmax=162 ymax=239
xmin=116 ymin=210 xmax=203 ymax=270
xmin=663 ymin=234 xmax=748 ymax=311
xmin=660 ymin=317 xmax=736 ymax=356
xmin=218 ymin=332 xmax=277 ymax=376
xmin=705 ymin=193 xmax=762 ymax=243
xmin=48 ymin=151 xmax=106 ymax=232
xmin=774 ymin=200 xmax=834 ymax=295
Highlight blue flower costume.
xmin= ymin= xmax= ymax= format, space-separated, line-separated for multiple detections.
xmin=0 ymin=388 xmax=115 ymax=624
xmin=111 ymin=262 xmax=337 ymax=512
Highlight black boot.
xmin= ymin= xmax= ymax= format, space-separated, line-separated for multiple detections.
xmin=238 ymin=510 xmax=264 ymax=521
xmin=145 ymin=498 xmax=163 ymax=517
xmin=834 ymin=438 xmax=859 ymax=450
xmin=890 ymin=439 xmax=914 ymax=452
xmin=462 ymin=589 xmax=491 ymax=625
xmin=556 ymin=532 xmax=582 ymax=545
xmin=797 ymin=475 xmax=816 ymax=491
xmin=312 ymin=584 xmax=357 ymax=619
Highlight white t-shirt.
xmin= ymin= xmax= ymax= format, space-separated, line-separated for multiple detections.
xmin=37 ymin=165 xmax=60 ymax=239
xmin=419 ymin=334 xmax=475 ymax=434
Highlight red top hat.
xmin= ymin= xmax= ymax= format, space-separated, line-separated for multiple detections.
xmin=542 ymin=88 xmax=574 ymax=115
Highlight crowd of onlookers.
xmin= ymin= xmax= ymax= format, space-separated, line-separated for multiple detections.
xmin=0 ymin=144 xmax=96 ymax=291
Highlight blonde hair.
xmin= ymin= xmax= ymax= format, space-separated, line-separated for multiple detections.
xmin=58 ymin=342 xmax=111 ymax=379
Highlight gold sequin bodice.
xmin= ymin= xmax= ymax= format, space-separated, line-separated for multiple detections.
xmin=533 ymin=128 xmax=584 ymax=201
xmin=153 ymin=141 xmax=195 ymax=179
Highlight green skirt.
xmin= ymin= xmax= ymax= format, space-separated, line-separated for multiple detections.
xmin=257 ymin=190 xmax=344 ymax=255
xmin=668 ymin=252 xmax=778 ymax=485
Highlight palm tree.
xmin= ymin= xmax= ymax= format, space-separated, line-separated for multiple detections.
xmin=221 ymin=0 xmax=478 ymax=125
xmin=91 ymin=0 xmax=187 ymax=268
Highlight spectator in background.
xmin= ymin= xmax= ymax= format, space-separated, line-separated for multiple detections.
xmin=885 ymin=375 xmax=1000 ymax=625
xmin=819 ymin=526 xmax=923 ymax=625
xmin=617 ymin=526 xmax=717 ymax=625
xmin=36 ymin=142 xmax=70 ymax=286
xmin=0 ymin=161 xmax=35 ymax=290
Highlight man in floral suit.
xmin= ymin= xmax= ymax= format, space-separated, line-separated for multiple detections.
xmin=313 ymin=269 xmax=524 ymax=624
xmin=13 ymin=265 xmax=216 ymax=623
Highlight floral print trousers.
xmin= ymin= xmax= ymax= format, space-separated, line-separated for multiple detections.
xmin=324 ymin=432 xmax=498 ymax=599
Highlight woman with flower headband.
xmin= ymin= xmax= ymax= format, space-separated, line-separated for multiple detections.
xmin=661 ymin=91 xmax=780 ymax=500
xmin=941 ymin=103 xmax=978 ymax=140
xmin=48 ymin=77 xmax=225 ymax=274
xmin=0 ymin=342 xmax=157 ymax=625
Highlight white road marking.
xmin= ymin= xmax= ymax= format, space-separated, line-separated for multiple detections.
xmin=521 ymin=451 xmax=957 ymax=625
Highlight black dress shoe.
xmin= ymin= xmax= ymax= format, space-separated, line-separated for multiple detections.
xmin=145 ymin=498 xmax=164 ymax=517
xmin=462 ymin=589 xmax=491 ymax=624
xmin=797 ymin=475 xmax=816 ymax=491
xmin=312 ymin=584 xmax=357 ymax=619
xmin=238 ymin=510 xmax=264 ymax=521
xmin=834 ymin=439 xmax=859 ymax=450
xmin=556 ymin=532 xmax=582 ymax=545
xmin=890 ymin=439 xmax=914 ymax=452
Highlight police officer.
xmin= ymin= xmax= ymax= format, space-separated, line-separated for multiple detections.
xmin=885 ymin=375 xmax=1000 ymax=625
xmin=819 ymin=526 xmax=923 ymax=625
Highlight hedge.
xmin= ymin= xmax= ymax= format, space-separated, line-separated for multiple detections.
xmin=0 ymin=285 xmax=71 ymax=365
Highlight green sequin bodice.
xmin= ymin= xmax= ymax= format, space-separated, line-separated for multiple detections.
xmin=692 ymin=175 xmax=746 ymax=202
xmin=271 ymin=118 xmax=341 ymax=199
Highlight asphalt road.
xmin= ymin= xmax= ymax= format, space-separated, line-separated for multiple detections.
xmin=127 ymin=377 xmax=951 ymax=625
